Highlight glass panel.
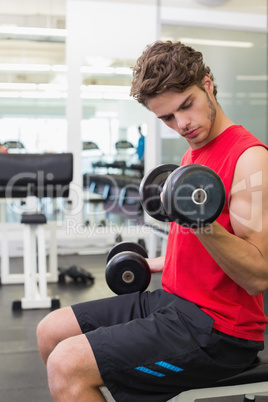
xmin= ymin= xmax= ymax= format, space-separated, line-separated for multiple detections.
xmin=81 ymin=96 xmax=148 ymax=173
xmin=0 ymin=116 xmax=67 ymax=153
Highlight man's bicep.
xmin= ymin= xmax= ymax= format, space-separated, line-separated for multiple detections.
xmin=230 ymin=146 xmax=268 ymax=254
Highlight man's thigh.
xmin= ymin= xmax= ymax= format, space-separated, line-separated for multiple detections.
xmin=71 ymin=289 xmax=167 ymax=334
xmin=84 ymin=293 xmax=215 ymax=402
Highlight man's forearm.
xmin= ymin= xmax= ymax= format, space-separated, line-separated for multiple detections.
xmin=195 ymin=222 xmax=268 ymax=296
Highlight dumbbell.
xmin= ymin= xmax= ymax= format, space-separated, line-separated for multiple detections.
xmin=105 ymin=241 xmax=151 ymax=295
xmin=139 ymin=164 xmax=226 ymax=227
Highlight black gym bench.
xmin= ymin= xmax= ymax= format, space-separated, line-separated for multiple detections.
xmin=0 ymin=152 xmax=73 ymax=309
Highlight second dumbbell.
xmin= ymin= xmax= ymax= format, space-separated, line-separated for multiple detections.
xmin=139 ymin=163 xmax=226 ymax=227
xmin=105 ymin=242 xmax=151 ymax=295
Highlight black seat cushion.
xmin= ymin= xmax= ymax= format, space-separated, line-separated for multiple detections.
xmin=21 ymin=213 xmax=47 ymax=225
xmin=0 ymin=153 xmax=73 ymax=198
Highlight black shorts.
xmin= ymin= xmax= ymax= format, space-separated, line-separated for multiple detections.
xmin=72 ymin=290 xmax=263 ymax=402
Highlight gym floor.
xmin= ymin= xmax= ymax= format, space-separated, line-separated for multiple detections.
xmin=1 ymin=252 xmax=268 ymax=402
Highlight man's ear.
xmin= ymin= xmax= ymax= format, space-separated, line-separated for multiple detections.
xmin=202 ymin=74 xmax=214 ymax=95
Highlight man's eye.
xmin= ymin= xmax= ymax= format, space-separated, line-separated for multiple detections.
xmin=162 ymin=115 xmax=173 ymax=122
xmin=182 ymin=102 xmax=192 ymax=110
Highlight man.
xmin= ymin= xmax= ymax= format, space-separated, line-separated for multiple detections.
xmin=137 ymin=125 xmax=145 ymax=161
xmin=37 ymin=41 xmax=268 ymax=402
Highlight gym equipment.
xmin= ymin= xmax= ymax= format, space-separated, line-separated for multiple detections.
xmin=163 ymin=164 xmax=226 ymax=227
xmin=106 ymin=241 xmax=151 ymax=295
xmin=139 ymin=164 xmax=178 ymax=222
xmin=58 ymin=265 xmax=95 ymax=285
xmin=0 ymin=152 xmax=73 ymax=310
xmin=140 ymin=164 xmax=226 ymax=227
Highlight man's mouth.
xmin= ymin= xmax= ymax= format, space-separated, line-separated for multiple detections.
xmin=183 ymin=128 xmax=199 ymax=139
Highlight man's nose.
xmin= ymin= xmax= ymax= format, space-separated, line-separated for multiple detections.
xmin=174 ymin=113 xmax=190 ymax=132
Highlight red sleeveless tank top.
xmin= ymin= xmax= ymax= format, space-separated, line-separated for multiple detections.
xmin=162 ymin=125 xmax=268 ymax=341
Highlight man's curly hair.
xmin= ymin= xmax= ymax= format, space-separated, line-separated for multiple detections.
xmin=130 ymin=40 xmax=217 ymax=107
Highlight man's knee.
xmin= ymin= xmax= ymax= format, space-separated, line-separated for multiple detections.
xmin=37 ymin=306 xmax=80 ymax=363
xmin=37 ymin=311 xmax=53 ymax=341
xmin=46 ymin=341 xmax=70 ymax=398
xmin=46 ymin=336 xmax=102 ymax=400
xmin=37 ymin=310 xmax=58 ymax=363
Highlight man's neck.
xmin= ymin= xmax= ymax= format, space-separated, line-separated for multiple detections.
xmin=212 ymin=106 xmax=234 ymax=139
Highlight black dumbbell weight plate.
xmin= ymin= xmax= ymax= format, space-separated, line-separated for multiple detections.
xmin=162 ymin=164 xmax=226 ymax=227
xmin=106 ymin=241 xmax=148 ymax=264
xmin=139 ymin=164 xmax=178 ymax=222
xmin=106 ymin=251 xmax=151 ymax=295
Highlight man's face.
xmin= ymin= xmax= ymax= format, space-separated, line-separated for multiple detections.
xmin=147 ymin=78 xmax=217 ymax=150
